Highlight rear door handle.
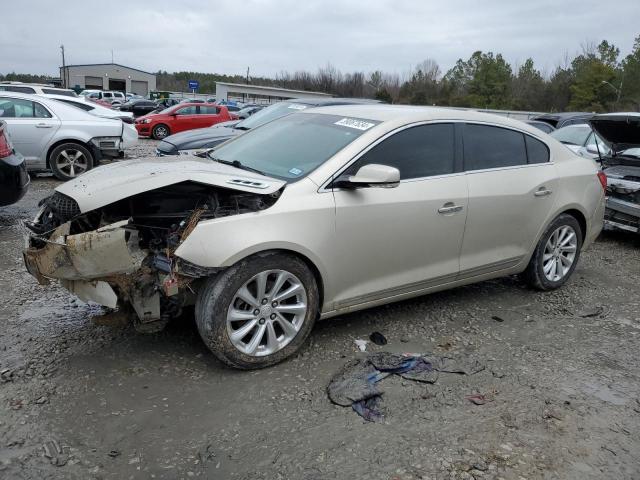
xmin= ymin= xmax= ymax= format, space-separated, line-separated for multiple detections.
xmin=35 ymin=123 xmax=53 ymax=128
xmin=534 ymin=187 xmax=552 ymax=197
xmin=438 ymin=203 xmax=464 ymax=214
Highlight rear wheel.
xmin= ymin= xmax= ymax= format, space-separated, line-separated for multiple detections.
xmin=49 ymin=143 xmax=94 ymax=180
xmin=152 ymin=124 xmax=170 ymax=139
xmin=522 ymin=214 xmax=582 ymax=290
xmin=195 ymin=252 xmax=319 ymax=369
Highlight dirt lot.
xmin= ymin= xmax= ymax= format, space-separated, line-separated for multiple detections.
xmin=1 ymin=140 xmax=639 ymax=480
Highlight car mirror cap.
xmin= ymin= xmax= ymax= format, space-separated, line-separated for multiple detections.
xmin=335 ymin=164 xmax=400 ymax=189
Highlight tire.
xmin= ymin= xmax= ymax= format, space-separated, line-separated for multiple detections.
xmin=152 ymin=124 xmax=170 ymax=140
xmin=195 ymin=252 xmax=319 ymax=369
xmin=522 ymin=214 xmax=583 ymax=290
xmin=49 ymin=143 xmax=94 ymax=181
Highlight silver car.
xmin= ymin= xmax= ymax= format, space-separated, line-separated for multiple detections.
xmin=23 ymin=105 xmax=605 ymax=368
xmin=0 ymin=92 xmax=137 ymax=180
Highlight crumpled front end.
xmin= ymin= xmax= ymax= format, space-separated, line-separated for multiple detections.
xmin=23 ymin=182 xmax=281 ymax=331
xmin=604 ymin=165 xmax=640 ymax=233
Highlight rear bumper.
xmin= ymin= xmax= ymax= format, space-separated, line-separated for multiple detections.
xmin=604 ymin=196 xmax=640 ymax=233
xmin=0 ymin=153 xmax=29 ymax=206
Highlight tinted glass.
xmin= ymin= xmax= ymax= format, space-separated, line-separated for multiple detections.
xmin=200 ymin=106 xmax=219 ymax=114
xmin=347 ymin=124 xmax=455 ymax=180
xmin=176 ymin=106 xmax=197 ymax=115
xmin=524 ymin=135 xmax=549 ymax=164
xmin=464 ymin=124 xmax=527 ymax=170
xmin=1 ymin=86 xmax=36 ymax=94
xmin=211 ymin=113 xmax=377 ymax=180
xmin=58 ymin=99 xmax=94 ymax=111
xmin=34 ymin=102 xmax=52 ymax=118
xmin=550 ymin=125 xmax=591 ymax=146
xmin=235 ymin=101 xmax=310 ymax=130
xmin=42 ymin=88 xmax=76 ymax=97
xmin=0 ymin=98 xmax=36 ymax=117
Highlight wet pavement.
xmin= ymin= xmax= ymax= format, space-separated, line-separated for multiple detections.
xmin=1 ymin=140 xmax=639 ymax=479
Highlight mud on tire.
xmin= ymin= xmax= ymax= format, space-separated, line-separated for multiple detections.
xmin=195 ymin=252 xmax=319 ymax=369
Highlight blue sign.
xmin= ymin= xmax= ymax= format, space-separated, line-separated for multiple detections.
xmin=188 ymin=80 xmax=199 ymax=90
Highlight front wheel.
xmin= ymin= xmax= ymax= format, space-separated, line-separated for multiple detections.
xmin=195 ymin=252 xmax=319 ymax=369
xmin=522 ymin=214 xmax=583 ymax=290
xmin=49 ymin=143 xmax=94 ymax=180
xmin=152 ymin=124 xmax=170 ymax=139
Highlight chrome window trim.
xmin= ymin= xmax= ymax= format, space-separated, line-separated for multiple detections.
xmin=318 ymin=119 xmax=554 ymax=193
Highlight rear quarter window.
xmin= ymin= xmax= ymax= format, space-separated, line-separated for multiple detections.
xmin=524 ymin=135 xmax=550 ymax=164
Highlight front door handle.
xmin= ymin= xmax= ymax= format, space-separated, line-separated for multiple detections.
xmin=35 ymin=123 xmax=53 ymax=128
xmin=438 ymin=203 xmax=464 ymax=214
xmin=534 ymin=187 xmax=552 ymax=197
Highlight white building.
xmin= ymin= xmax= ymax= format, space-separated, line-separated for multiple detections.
xmin=59 ymin=63 xmax=157 ymax=96
xmin=215 ymin=82 xmax=332 ymax=104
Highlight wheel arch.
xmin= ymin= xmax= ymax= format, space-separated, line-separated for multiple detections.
xmin=220 ymin=246 xmax=327 ymax=315
xmin=45 ymin=138 xmax=93 ymax=168
xmin=559 ymin=208 xmax=587 ymax=243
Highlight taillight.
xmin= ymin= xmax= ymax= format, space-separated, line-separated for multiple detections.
xmin=0 ymin=126 xmax=12 ymax=158
xmin=597 ymin=171 xmax=607 ymax=191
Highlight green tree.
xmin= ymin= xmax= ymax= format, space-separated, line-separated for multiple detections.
xmin=569 ymin=40 xmax=620 ymax=111
xmin=621 ymin=35 xmax=640 ymax=110
xmin=512 ymin=58 xmax=545 ymax=110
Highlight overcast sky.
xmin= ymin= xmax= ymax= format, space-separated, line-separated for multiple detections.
xmin=1 ymin=0 xmax=639 ymax=79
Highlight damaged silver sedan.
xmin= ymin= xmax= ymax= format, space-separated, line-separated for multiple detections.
xmin=24 ymin=105 xmax=605 ymax=369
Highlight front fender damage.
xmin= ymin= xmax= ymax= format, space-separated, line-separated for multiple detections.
xmin=23 ymin=182 xmax=281 ymax=331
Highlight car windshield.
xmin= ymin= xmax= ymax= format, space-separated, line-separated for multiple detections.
xmin=234 ymin=101 xmax=311 ymax=130
xmin=209 ymin=113 xmax=378 ymax=180
xmin=620 ymin=147 xmax=640 ymax=158
xmin=550 ymin=125 xmax=591 ymax=145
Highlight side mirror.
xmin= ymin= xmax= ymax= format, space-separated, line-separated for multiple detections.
xmin=333 ymin=164 xmax=400 ymax=189
xmin=585 ymin=144 xmax=600 ymax=155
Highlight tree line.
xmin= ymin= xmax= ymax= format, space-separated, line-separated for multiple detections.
xmin=2 ymin=35 xmax=639 ymax=113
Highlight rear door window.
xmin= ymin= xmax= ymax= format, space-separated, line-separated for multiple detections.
xmin=346 ymin=123 xmax=456 ymax=180
xmin=2 ymin=86 xmax=36 ymax=94
xmin=200 ymin=106 xmax=219 ymax=114
xmin=463 ymin=124 xmax=528 ymax=170
xmin=176 ymin=106 xmax=197 ymax=115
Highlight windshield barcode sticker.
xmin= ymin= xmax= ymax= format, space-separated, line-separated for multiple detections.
xmin=334 ymin=118 xmax=375 ymax=130
xmin=288 ymin=104 xmax=307 ymax=110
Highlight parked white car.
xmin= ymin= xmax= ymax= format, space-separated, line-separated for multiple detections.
xmin=80 ymin=90 xmax=126 ymax=106
xmin=0 ymin=92 xmax=137 ymax=180
xmin=23 ymin=105 xmax=605 ymax=368
xmin=0 ymin=81 xmax=78 ymax=97
xmin=40 ymin=94 xmax=134 ymax=124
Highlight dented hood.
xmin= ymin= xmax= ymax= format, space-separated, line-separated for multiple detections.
xmin=56 ymin=156 xmax=286 ymax=213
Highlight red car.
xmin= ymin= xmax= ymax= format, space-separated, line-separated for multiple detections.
xmin=135 ymin=103 xmax=236 ymax=139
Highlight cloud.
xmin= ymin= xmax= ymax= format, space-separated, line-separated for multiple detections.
xmin=0 ymin=0 xmax=638 ymax=78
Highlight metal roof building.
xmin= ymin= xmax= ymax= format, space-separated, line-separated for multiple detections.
xmin=215 ymin=82 xmax=332 ymax=104
xmin=59 ymin=63 xmax=157 ymax=96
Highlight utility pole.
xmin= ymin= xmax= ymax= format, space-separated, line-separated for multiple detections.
xmin=246 ymin=67 xmax=250 ymax=85
xmin=111 ymin=49 xmax=114 ymax=63
xmin=60 ymin=45 xmax=66 ymax=88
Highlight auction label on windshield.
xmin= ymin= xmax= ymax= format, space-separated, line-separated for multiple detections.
xmin=287 ymin=104 xmax=307 ymax=110
xmin=334 ymin=118 xmax=376 ymax=130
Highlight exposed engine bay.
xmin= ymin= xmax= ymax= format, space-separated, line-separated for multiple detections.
xmin=23 ymin=181 xmax=282 ymax=331
xmin=602 ymin=159 xmax=640 ymax=234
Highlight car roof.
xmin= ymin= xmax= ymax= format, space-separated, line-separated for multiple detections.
xmin=287 ymin=97 xmax=381 ymax=107
xmin=534 ymin=112 xmax=593 ymax=120
xmin=301 ymin=104 xmax=545 ymax=132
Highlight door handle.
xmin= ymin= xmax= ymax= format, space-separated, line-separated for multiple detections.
xmin=534 ymin=187 xmax=552 ymax=197
xmin=438 ymin=203 xmax=464 ymax=214
xmin=35 ymin=123 xmax=53 ymax=128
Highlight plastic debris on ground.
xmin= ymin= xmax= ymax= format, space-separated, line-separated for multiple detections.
xmin=327 ymin=352 xmax=485 ymax=422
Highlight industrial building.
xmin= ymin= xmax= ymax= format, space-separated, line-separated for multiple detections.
xmin=59 ymin=63 xmax=157 ymax=96
xmin=215 ymin=82 xmax=331 ymax=104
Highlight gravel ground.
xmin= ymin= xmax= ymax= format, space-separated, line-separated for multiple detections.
xmin=1 ymin=140 xmax=639 ymax=479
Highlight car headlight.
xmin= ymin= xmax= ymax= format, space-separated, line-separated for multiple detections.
xmin=142 ymin=118 xmax=152 ymax=124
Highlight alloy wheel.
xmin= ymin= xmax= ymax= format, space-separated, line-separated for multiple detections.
xmin=542 ymin=225 xmax=578 ymax=282
xmin=226 ymin=269 xmax=308 ymax=357
xmin=55 ymin=149 xmax=89 ymax=178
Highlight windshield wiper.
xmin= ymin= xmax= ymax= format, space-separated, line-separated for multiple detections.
xmin=210 ymin=157 xmax=267 ymax=176
xmin=234 ymin=125 xmax=250 ymax=131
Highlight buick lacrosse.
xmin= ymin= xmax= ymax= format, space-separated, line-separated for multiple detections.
xmin=24 ymin=105 xmax=605 ymax=368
